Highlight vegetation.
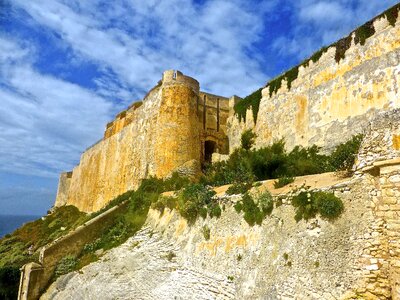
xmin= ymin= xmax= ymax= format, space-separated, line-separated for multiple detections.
xmin=233 ymin=88 xmax=262 ymax=122
xmin=328 ymin=134 xmax=363 ymax=172
xmin=241 ymin=129 xmax=257 ymax=151
xmin=354 ymin=21 xmax=375 ymax=46
xmin=54 ymin=256 xmax=78 ymax=278
xmin=274 ymin=176 xmax=295 ymax=189
xmin=0 ymin=266 xmax=20 ymax=300
xmin=234 ymin=190 xmax=273 ymax=226
xmin=226 ymin=181 xmax=253 ymax=195
xmin=291 ymin=190 xmax=344 ymax=222
xmin=202 ymin=225 xmax=210 ymax=240
xmin=203 ymin=131 xmax=363 ymax=187
xmin=152 ymin=183 xmax=220 ymax=224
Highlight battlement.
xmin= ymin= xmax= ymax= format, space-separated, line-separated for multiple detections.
xmin=162 ymin=70 xmax=200 ymax=92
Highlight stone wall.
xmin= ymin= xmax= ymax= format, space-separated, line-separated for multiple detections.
xmin=227 ymin=13 xmax=400 ymax=152
xmin=56 ymin=85 xmax=162 ymax=212
xmin=54 ymin=172 xmax=72 ymax=208
xmin=18 ymin=202 xmax=128 ymax=300
xmin=55 ymin=70 xmax=232 ymax=212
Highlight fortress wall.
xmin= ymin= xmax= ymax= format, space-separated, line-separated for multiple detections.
xmin=198 ymin=92 xmax=229 ymax=135
xmin=64 ymin=86 xmax=162 ymax=212
xmin=57 ymin=71 xmax=227 ymax=213
xmin=54 ymin=172 xmax=72 ymax=208
xmin=228 ymin=14 xmax=400 ymax=152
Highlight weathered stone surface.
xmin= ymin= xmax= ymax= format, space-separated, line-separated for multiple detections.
xmin=227 ymin=15 xmax=400 ymax=153
xmin=56 ymin=71 xmax=232 ymax=212
xmin=42 ymin=177 xmax=378 ymax=300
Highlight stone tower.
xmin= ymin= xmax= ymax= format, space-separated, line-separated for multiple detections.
xmin=154 ymin=70 xmax=202 ymax=178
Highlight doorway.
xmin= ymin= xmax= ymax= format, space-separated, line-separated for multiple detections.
xmin=204 ymin=140 xmax=216 ymax=164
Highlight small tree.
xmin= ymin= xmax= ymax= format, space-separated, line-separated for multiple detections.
xmin=241 ymin=129 xmax=257 ymax=151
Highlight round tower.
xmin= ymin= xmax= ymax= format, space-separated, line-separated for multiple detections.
xmin=154 ymin=70 xmax=201 ymax=178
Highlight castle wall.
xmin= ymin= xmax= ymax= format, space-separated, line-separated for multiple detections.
xmin=54 ymin=172 xmax=72 ymax=208
xmin=65 ymin=86 xmax=162 ymax=212
xmin=228 ymin=14 xmax=400 ymax=152
xmin=58 ymin=71 xmax=231 ymax=212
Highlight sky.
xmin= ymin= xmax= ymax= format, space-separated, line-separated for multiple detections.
xmin=0 ymin=0 xmax=398 ymax=216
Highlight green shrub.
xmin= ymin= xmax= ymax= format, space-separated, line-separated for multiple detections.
xmin=226 ymin=182 xmax=253 ymax=195
xmin=235 ymin=191 xmax=273 ymax=226
xmin=177 ymin=184 xmax=216 ymax=224
xmin=55 ymin=255 xmax=78 ymax=278
xmin=0 ymin=266 xmax=20 ymax=300
xmin=151 ymin=196 xmax=177 ymax=214
xmin=291 ymin=191 xmax=318 ymax=222
xmin=207 ymin=202 xmax=222 ymax=219
xmin=314 ymin=192 xmax=344 ymax=220
xmin=241 ymin=129 xmax=257 ymax=151
xmin=274 ymin=176 xmax=295 ymax=188
xmin=329 ymin=134 xmax=363 ymax=172
xmin=202 ymin=225 xmax=211 ymax=240
xmin=291 ymin=190 xmax=344 ymax=222
xmin=257 ymin=191 xmax=274 ymax=216
xmin=241 ymin=193 xmax=263 ymax=226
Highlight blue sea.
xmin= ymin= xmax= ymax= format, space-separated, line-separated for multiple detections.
xmin=0 ymin=215 xmax=40 ymax=238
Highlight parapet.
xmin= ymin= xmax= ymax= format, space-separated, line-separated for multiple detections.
xmin=162 ymin=70 xmax=200 ymax=93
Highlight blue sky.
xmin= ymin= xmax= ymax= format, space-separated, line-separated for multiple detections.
xmin=0 ymin=0 xmax=398 ymax=215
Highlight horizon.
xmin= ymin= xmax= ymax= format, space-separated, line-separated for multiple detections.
xmin=0 ymin=0 xmax=398 ymax=215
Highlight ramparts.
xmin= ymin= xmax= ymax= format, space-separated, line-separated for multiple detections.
xmin=228 ymin=9 xmax=400 ymax=152
xmin=55 ymin=70 xmax=232 ymax=212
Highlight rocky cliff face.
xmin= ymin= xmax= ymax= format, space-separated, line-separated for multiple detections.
xmin=228 ymin=13 xmax=400 ymax=153
xmin=41 ymin=174 xmax=391 ymax=299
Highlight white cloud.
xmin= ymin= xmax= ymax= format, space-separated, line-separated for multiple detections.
xmin=272 ymin=0 xmax=399 ymax=61
xmin=12 ymin=0 xmax=275 ymax=98
xmin=0 ymin=36 xmax=113 ymax=178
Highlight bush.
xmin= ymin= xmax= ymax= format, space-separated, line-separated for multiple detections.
xmin=241 ymin=129 xmax=257 ymax=150
xmin=314 ymin=192 xmax=344 ymax=220
xmin=176 ymin=183 xmax=217 ymax=224
xmin=291 ymin=190 xmax=344 ymax=222
xmin=235 ymin=190 xmax=273 ymax=226
xmin=0 ymin=266 xmax=20 ymax=300
xmin=203 ymin=135 xmax=363 ymax=187
xmin=226 ymin=182 xmax=253 ymax=195
xmin=257 ymin=191 xmax=274 ymax=216
xmin=329 ymin=134 xmax=363 ymax=172
xmin=274 ymin=176 xmax=295 ymax=188
xmin=55 ymin=255 xmax=78 ymax=278
xmin=291 ymin=191 xmax=318 ymax=222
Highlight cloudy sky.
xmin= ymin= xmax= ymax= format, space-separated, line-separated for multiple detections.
xmin=0 ymin=0 xmax=397 ymax=215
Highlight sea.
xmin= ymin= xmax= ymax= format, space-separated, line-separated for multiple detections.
xmin=0 ymin=215 xmax=40 ymax=238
